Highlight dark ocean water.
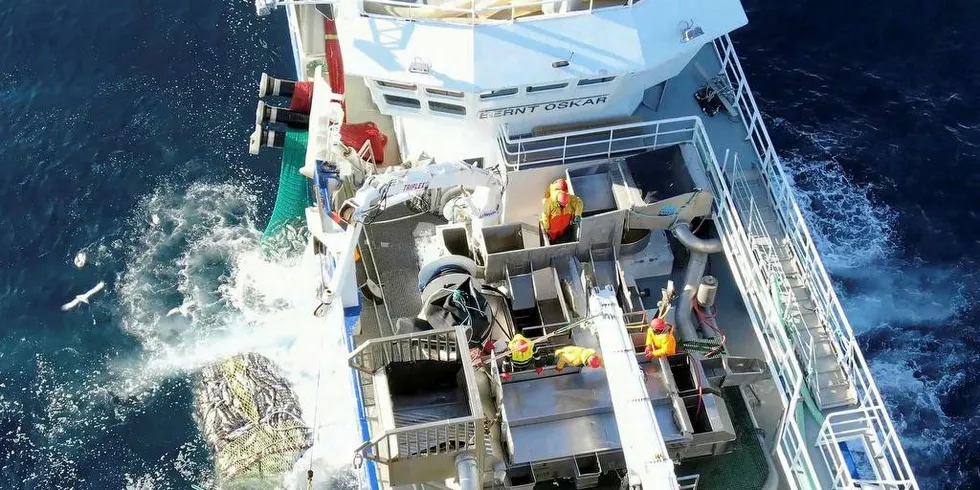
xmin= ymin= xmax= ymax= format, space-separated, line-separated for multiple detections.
xmin=0 ymin=0 xmax=977 ymax=489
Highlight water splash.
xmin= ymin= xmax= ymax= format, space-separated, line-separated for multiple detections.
xmin=779 ymin=141 xmax=973 ymax=488
xmin=107 ymin=181 xmax=358 ymax=488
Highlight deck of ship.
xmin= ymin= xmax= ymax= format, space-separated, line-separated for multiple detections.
xmin=342 ymin=41 xmax=869 ymax=489
xmin=642 ymin=43 xmax=863 ymax=488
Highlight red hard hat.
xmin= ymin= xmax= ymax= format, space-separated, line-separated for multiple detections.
xmin=516 ymin=339 xmax=530 ymax=353
xmin=587 ymin=354 xmax=601 ymax=369
xmin=553 ymin=178 xmax=568 ymax=192
xmin=651 ymin=318 xmax=667 ymax=333
xmin=555 ymin=191 xmax=570 ymax=207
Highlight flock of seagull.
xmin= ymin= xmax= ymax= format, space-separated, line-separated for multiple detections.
xmin=61 ymin=251 xmax=106 ymax=311
xmin=63 ymin=214 xmax=187 ymax=315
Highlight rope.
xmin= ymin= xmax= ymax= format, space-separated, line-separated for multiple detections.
xmin=304 ymin=298 xmax=333 ymax=490
xmin=628 ymin=188 xmax=705 ymax=228
xmin=485 ymin=315 xmax=600 ymax=362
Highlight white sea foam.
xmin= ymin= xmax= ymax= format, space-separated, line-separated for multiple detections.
xmin=110 ymin=182 xmax=360 ymax=489
xmin=779 ymin=138 xmax=969 ymax=488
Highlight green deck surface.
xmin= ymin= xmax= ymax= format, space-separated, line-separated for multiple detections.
xmin=676 ymin=386 xmax=770 ymax=490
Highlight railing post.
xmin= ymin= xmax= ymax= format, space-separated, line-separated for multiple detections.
xmin=607 ymin=128 xmax=614 ymax=158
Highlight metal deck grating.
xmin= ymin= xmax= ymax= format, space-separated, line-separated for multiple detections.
xmin=675 ymin=387 xmax=770 ymax=490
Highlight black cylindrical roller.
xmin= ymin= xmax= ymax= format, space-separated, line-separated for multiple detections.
xmin=259 ymin=72 xmax=297 ymax=98
xmin=256 ymin=100 xmax=310 ymax=129
xmin=248 ymin=125 xmax=287 ymax=155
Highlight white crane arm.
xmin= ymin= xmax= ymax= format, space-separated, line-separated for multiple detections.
xmin=316 ymin=160 xmax=503 ymax=307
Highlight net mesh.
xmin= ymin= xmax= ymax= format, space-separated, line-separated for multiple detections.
xmin=195 ymin=353 xmax=312 ymax=489
xmin=261 ymin=130 xmax=311 ymax=255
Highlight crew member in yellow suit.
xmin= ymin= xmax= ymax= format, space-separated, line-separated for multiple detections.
xmin=541 ymin=190 xmax=584 ymax=243
xmin=501 ymin=334 xmax=549 ymax=380
xmin=644 ymin=317 xmax=677 ymax=359
xmin=553 ymin=345 xmax=602 ymax=372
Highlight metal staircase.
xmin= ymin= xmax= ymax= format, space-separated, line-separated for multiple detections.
xmin=727 ymin=158 xmax=857 ymax=410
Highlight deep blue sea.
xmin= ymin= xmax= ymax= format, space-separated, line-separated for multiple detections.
xmin=1 ymin=0 xmax=977 ymax=488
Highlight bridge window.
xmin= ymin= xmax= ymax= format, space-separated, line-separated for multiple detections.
xmin=527 ymin=82 xmax=568 ymax=93
xmin=377 ymin=80 xmax=417 ymax=91
xmin=384 ymin=94 xmax=421 ymax=109
xmin=578 ymin=76 xmax=616 ymax=86
xmin=479 ymin=87 xmax=518 ymax=99
xmin=426 ymin=87 xmax=464 ymax=98
xmin=429 ymin=101 xmax=467 ymax=115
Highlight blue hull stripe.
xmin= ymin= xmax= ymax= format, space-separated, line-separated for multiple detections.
xmin=343 ymin=304 xmax=380 ymax=490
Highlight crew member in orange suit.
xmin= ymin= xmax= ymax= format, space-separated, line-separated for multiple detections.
xmin=541 ymin=189 xmax=583 ymax=243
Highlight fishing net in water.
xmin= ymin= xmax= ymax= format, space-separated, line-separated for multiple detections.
xmin=194 ymin=353 xmax=312 ymax=489
xmin=262 ymin=130 xmax=312 ymax=256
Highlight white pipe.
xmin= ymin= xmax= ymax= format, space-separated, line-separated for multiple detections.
xmin=671 ymin=220 xmax=723 ymax=254
xmin=676 ymin=251 xmax=707 ymax=342
xmin=455 ymin=451 xmax=481 ymax=490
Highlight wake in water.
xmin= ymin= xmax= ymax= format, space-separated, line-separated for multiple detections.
xmin=779 ymin=137 xmax=977 ymax=488
xmin=102 ymin=181 xmax=362 ymax=489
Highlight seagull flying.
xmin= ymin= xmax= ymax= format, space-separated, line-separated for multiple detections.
xmin=166 ymin=300 xmax=195 ymax=317
xmin=61 ymin=281 xmax=106 ymax=311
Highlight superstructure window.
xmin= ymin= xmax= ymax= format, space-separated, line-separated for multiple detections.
xmin=377 ymin=80 xmax=417 ymax=91
xmin=578 ymin=76 xmax=616 ymax=86
xmin=429 ymin=101 xmax=467 ymax=115
xmin=527 ymin=82 xmax=568 ymax=93
xmin=426 ymin=87 xmax=465 ymax=98
xmin=479 ymin=88 xmax=518 ymax=99
xmin=385 ymin=94 xmax=421 ymax=109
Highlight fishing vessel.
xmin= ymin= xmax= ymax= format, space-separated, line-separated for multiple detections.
xmin=223 ymin=0 xmax=919 ymax=488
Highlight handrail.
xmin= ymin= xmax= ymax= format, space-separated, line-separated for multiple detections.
xmin=498 ymin=118 xmax=698 ymax=170
xmin=349 ymin=327 xmax=463 ymax=374
xmin=690 ymin=121 xmax=820 ymax=488
xmin=711 ymin=35 xmax=918 ymax=488
xmin=356 ymin=415 xmax=483 ymax=464
xmin=358 ymin=0 xmax=634 ymax=25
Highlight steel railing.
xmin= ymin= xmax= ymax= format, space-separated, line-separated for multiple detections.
xmin=690 ymin=120 xmax=819 ymax=489
xmin=711 ymin=35 xmax=918 ymax=488
xmin=355 ymin=415 xmax=483 ymax=464
xmin=724 ymin=153 xmax=836 ymax=413
xmin=349 ymin=326 xmax=486 ymax=471
xmin=498 ymin=117 xmax=698 ymax=170
xmin=358 ymin=0 xmax=636 ymax=25
xmin=349 ymin=327 xmax=463 ymax=374
xmin=816 ymin=407 xmax=915 ymax=489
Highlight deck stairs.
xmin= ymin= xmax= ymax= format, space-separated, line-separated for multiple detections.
xmin=727 ymin=160 xmax=858 ymax=410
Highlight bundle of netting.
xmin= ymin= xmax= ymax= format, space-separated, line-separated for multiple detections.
xmin=194 ymin=353 xmax=312 ymax=489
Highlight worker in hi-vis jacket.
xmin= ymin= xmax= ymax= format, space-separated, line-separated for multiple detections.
xmin=645 ymin=317 xmax=677 ymax=359
xmin=541 ymin=189 xmax=583 ymax=243
xmin=554 ymin=345 xmax=602 ymax=372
